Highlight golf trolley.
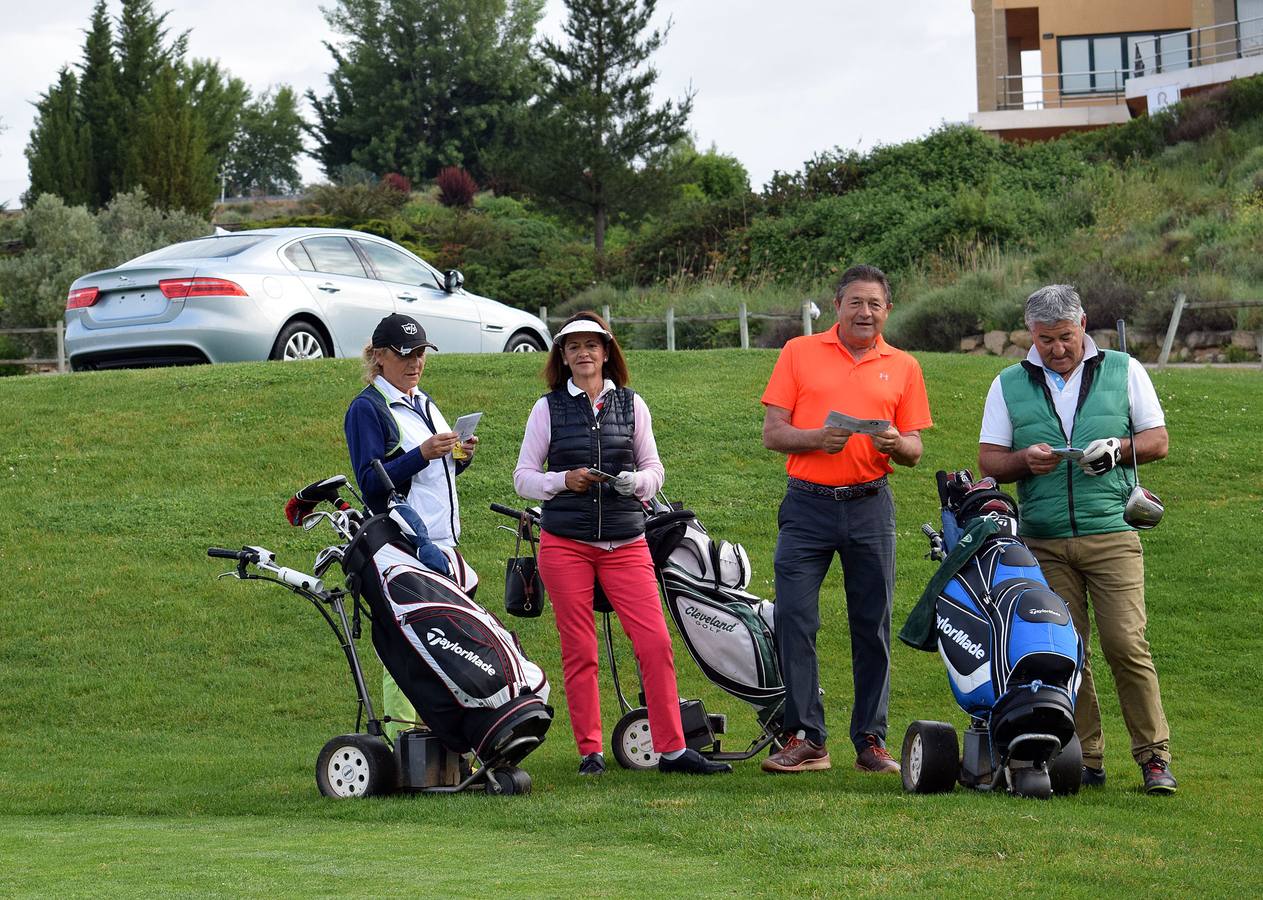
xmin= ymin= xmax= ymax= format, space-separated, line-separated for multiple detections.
xmin=208 ymin=468 xmax=550 ymax=799
xmin=491 ymin=495 xmax=786 ymax=770
xmin=898 ymin=470 xmax=1085 ymax=799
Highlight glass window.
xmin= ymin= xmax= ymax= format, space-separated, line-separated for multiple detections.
xmin=1159 ymin=33 xmax=1191 ymax=71
xmin=1128 ymin=34 xmax=1159 ymax=77
xmin=356 ymin=240 xmax=440 ymax=289
xmin=284 ymin=242 xmax=315 ymax=271
xmin=137 ymin=235 xmax=266 ymax=262
xmin=301 ymin=236 xmax=367 ymax=278
xmin=1061 ymin=39 xmax=1092 ymax=93
xmin=1093 ymin=37 xmax=1125 ymax=92
xmin=1243 ymin=1 xmax=1263 ymax=56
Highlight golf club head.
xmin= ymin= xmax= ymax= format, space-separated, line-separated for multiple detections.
xmin=1124 ymin=484 xmax=1164 ymax=529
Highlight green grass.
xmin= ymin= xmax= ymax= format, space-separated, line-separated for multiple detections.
xmin=1 ymin=351 xmax=1261 ymax=897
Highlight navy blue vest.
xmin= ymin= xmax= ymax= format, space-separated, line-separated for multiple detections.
xmin=541 ymin=387 xmax=644 ymax=541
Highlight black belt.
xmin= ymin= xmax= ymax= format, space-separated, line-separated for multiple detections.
xmin=788 ymin=475 xmax=888 ymax=501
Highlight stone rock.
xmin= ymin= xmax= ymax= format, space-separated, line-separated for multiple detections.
xmin=1128 ymin=330 xmax=1157 ymax=347
xmin=1003 ymin=344 xmax=1026 ymax=358
xmin=1193 ymin=348 xmax=1226 ymax=363
xmin=1175 ymin=346 xmax=1191 ymax=362
xmin=983 ymin=329 xmax=1008 ymax=355
xmin=960 ymin=334 xmax=982 ymax=352
xmin=1186 ymin=329 xmax=1233 ymax=349
xmin=969 ymin=347 xmax=990 ymax=356
xmin=1089 ymin=329 xmax=1116 ymax=350
xmin=1231 ymin=330 xmax=1257 ymax=350
xmin=1009 ymin=329 xmax=1032 ymax=350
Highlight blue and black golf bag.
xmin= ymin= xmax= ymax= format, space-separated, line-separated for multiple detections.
xmin=899 ymin=470 xmax=1084 ymax=797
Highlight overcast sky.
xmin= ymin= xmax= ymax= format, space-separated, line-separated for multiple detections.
xmin=0 ymin=0 xmax=976 ymax=209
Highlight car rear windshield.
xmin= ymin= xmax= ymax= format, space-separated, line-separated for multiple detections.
xmin=137 ymin=236 xmax=267 ymax=262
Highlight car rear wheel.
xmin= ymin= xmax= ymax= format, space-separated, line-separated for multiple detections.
xmin=272 ymin=321 xmax=330 ymax=361
xmin=504 ymin=332 xmax=545 ymax=353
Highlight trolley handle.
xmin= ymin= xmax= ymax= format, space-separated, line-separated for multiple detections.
xmin=490 ymin=502 xmax=540 ymax=524
xmin=208 ymin=547 xmax=258 ymax=562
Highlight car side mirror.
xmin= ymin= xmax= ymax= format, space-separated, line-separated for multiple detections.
xmin=444 ymin=269 xmax=465 ymax=293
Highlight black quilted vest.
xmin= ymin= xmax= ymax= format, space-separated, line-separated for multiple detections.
xmin=541 ymin=386 xmax=644 ymax=541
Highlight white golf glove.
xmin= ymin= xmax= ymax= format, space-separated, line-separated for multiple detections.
xmin=1078 ymin=438 xmax=1122 ymax=476
xmin=612 ymin=471 xmax=638 ymax=497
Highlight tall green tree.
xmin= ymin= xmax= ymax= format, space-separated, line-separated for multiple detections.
xmin=24 ymin=69 xmax=93 ymax=208
xmin=184 ymin=58 xmax=249 ymax=171
xmin=79 ymin=0 xmax=125 ymax=207
xmin=225 ymin=86 xmax=306 ymax=196
xmin=516 ymin=0 xmax=693 ymax=254
xmin=308 ymin=0 xmax=545 ymax=182
xmin=127 ymin=65 xmax=217 ymax=214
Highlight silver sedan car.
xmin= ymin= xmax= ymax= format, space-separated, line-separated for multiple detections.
xmin=64 ymin=227 xmax=552 ymax=370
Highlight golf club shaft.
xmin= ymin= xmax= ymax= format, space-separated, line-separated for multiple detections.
xmin=1116 ymin=319 xmax=1143 ymax=475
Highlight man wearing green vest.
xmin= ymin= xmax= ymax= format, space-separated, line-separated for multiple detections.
xmin=977 ymin=285 xmax=1176 ymax=795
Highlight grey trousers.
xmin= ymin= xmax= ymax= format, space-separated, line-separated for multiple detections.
xmin=773 ymin=484 xmax=896 ymax=749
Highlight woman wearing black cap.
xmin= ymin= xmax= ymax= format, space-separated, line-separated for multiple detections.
xmin=344 ymin=312 xmax=479 ymax=739
xmin=513 ymin=311 xmax=731 ymax=777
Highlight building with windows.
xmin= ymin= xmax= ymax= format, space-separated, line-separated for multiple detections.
xmin=971 ymin=0 xmax=1263 ymax=140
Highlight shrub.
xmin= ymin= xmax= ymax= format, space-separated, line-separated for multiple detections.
xmin=305 ymin=181 xmax=409 ymax=220
xmin=436 ymin=167 xmax=478 ymax=209
xmin=380 ymin=172 xmax=412 ymax=196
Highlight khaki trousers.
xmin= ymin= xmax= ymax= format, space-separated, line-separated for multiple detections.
xmin=1024 ymin=531 xmax=1171 ymax=766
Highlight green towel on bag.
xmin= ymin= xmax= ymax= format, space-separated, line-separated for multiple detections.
xmin=899 ymin=517 xmax=1001 ymax=651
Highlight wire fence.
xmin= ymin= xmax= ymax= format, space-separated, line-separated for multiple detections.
xmin=539 ymin=301 xmax=822 ymax=351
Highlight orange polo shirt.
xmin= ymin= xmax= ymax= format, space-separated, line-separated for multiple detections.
xmin=761 ymin=328 xmax=933 ymax=486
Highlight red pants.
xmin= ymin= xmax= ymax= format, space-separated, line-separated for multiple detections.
xmin=538 ymin=530 xmax=685 ymax=756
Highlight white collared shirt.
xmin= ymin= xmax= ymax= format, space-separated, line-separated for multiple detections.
xmin=979 ymin=335 xmax=1165 ymax=447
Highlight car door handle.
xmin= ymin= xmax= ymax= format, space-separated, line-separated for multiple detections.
xmin=317 ymin=282 xmax=340 ymax=293
xmin=397 ymin=293 xmax=418 ymax=302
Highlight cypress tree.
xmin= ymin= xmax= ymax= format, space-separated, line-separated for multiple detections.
xmin=24 ymin=69 xmax=93 ymax=208
xmin=78 ymin=0 xmax=125 ymax=207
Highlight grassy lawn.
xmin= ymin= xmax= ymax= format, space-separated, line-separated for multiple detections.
xmin=1 ymin=350 xmax=1260 ymax=897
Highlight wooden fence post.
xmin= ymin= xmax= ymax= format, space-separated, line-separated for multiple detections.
xmin=539 ymin=305 xmax=548 ymax=326
xmin=666 ymin=307 xmax=676 ymax=351
xmin=56 ymin=321 xmax=67 ymax=373
xmin=738 ymin=302 xmax=749 ymax=349
xmin=801 ymin=301 xmax=813 ymax=336
xmin=602 ymin=305 xmax=612 ymax=328
xmin=1157 ymin=293 xmax=1186 ymax=369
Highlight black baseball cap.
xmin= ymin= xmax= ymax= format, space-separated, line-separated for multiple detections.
xmin=372 ymin=313 xmax=437 ymax=355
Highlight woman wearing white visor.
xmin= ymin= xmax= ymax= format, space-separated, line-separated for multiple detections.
xmin=514 ymin=311 xmax=731 ymax=776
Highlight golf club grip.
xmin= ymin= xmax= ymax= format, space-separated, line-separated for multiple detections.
xmin=490 ymin=502 xmax=525 ymax=520
xmin=921 ymin=524 xmax=938 ymax=539
xmin=371 ymin=458 xmax=396 ymax=494
xmin=207 ymin=547 xmax=246 ymax=560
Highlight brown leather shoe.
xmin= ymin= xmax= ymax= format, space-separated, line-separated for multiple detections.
xmin=855 ymin=734 xmax=900 ymax=774
xmin=761 ymin=735 xmax=831 ymax=773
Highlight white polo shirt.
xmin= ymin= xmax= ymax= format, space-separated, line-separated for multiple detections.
xmin=979 ymin=335 xmax=1165 ymax=447
xmin=373 ymin=375 xmax=460 ymax=547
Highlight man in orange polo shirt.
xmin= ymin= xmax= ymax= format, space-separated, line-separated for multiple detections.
xmin=760 ymin=264 xmax=933 ymax=775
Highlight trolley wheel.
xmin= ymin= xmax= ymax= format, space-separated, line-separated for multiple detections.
xmin=900 ymin=720 xmax=959 ymax=794
xmin=612 ymin=708 xmax=660 ymax=770
xmin=489 ymin=766 xmax=532 ymax=796
xmin=316 ymin=734 xmax=396 ymax=798
xmin=1008 ymin=765 xmax=1053 ymax=799
xmin=1048 ymin=733 xmax=1083 ymax=796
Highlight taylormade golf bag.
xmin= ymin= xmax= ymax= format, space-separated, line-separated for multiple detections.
xmin=645 ymin=507 xmax=784 ymax=727
xmin=342 ymin=511 xmax=552 ymax=764
xmin=900 ymin=471 xmax=1083 ymax=795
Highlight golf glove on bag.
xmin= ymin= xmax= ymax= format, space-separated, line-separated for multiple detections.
xmin=1078 ymin=437 xmax=1122 ymax=476
xmin=612 ymin=471 xmax=638 ymax=497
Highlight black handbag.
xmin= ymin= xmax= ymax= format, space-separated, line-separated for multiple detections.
xmin=505 ymin=514 xmax=545 ymax=618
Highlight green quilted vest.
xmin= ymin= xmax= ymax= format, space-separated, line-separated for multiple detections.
xmin=999 ymin=350 xmax=1133 ymax=538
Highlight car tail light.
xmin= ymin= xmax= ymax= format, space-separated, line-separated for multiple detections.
xmin=66 ymin=286 xmax=101 ymax=309
xmin=158 ymin=277 xmax=249 ymax=300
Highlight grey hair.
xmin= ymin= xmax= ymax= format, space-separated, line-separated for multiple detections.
xmin=1024 ymin=284 xmax=1084 ymax=330
xmin=835 ymin=264 xmax=891 ymax=305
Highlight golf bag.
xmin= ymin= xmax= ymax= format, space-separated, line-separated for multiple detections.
xmin=645 ymin=507 xmax=784 ymax=727
xmin=342 ymin=512 xmax=552 ymax=765
xmin=906 ymin=471 xmax=1083 ymax=768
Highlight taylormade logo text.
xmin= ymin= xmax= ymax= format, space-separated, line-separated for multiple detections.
xmin=425 ymin=627 xmax=496 ymax=676
xmin=684 ymin=605 xmax=736 ymax=633
xmin=936 ymin=614 xmax=986 ymax=660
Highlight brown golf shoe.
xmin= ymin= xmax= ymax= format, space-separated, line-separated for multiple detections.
xmin=854 ymin=734 xmax=900 ymax=774
xmin=761 ymin=735 xmax=831 ymax=773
